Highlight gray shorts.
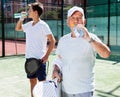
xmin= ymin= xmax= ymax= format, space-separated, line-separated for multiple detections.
xmin=62 ymin=91 xmax=93 ymax=97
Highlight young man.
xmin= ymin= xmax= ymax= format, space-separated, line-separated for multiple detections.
xmin=15 ymin=2 xmax=55 ymax=97
xmin=52 ymin=6 xmax=111 ymax=97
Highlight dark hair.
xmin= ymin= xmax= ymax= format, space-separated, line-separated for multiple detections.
xmin=29 ymin=2 xmax=43 ymax=17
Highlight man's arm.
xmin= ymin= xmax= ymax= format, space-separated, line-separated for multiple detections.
xmin=15 ymin=12 xmax=27 ymax=31
xmin=42 ymin=34 xmax=55 ymax=63
xmin=74 ymin=24 xmax=111 ymax=58
xmin=89 ymin=38 xmax=111 ymax=58
xmin=15 ymin=19 xmax=23 ymax=31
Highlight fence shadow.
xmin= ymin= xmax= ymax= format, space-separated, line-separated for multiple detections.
xmin=97 ymin=54 xmax=120 ymax=64
xmin=95 ymin=85 xmax=120 ymax=97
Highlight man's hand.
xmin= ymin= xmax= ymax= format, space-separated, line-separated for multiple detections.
xmin=52 ymin=65 xmax=62 ymax=82
xmin=52 ymin=70 xmax=62 ymax=82
xmin=20 ymin=12 xmax=27 ymax=21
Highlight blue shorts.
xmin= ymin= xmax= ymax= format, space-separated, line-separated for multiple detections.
xmin=26 ymin=60 xmax=46 ymax=81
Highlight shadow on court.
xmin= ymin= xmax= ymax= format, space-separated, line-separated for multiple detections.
xmin=95 ymin=85 xmax=120 ymax=97
xmin=0 ymin=55 xmax=120 ymax=97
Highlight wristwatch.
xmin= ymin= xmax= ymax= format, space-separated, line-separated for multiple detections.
xmin=89 ymin=37 xmax=95 ymax=43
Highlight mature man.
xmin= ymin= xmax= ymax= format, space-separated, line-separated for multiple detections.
xmin=52 ymin=6 xmax=111 ymax=97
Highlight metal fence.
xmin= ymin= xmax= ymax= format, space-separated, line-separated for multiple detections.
xmin=0 ymin=0 xmax=120 ymax=57
xmin=0 ymin=0 xmax=67 ymax=56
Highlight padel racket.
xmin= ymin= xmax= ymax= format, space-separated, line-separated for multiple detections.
xmin=25 ymin=58 xmax=42 ymax=76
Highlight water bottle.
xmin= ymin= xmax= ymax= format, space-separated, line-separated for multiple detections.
xmin=14 ymin=12 xmax=28 ymax=19
xmin=73 ymin=26 xmax=84 ymax=37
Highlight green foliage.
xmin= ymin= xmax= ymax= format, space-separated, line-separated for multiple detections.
xmin=41 ymin=5 xmax=73 ymax=20
xmin=15 ymin=7 xmax=29 ymax=13
xmin=42 ymin=10 xmax=58 ymax=19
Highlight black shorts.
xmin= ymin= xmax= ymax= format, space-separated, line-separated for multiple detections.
xmin=25 ymin=59 xmax=46 ymax=81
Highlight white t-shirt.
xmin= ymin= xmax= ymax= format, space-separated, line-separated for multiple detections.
xmin=55 ymin=33 xmax=101 ymax=94
xmin=22 ymin=20 xmax=52 ymax=59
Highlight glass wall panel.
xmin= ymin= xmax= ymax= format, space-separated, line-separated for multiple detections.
xmin=1 ymin=0 xmax=120 ymax=56
xmin=87 ymin=4 xmax=108 ymax=44
xmin=116 ymin=2 xmax=120 ymax=46
xmin=0 ymin=1 xmax=1 ymax=56
xmin=87 ymin=0 xmax=120 ymax=55
xmin=87 ymin=17 xmax=108 ymax=44
xmin=87 ymin=4 xmax=108 ymax=17
xmin=110 ymin=2 xmax=120 ymax=46
xmin=87 ymin=0 xmax=108 ymax=6
xmin=110 ymin=3 xmax=116 ymax=45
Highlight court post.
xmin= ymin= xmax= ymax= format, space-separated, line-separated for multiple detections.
xmin=61 ymin=0 xmax=64 ymax=36
xmin=1 ymin=0 xmax=5 ymax=57
xmin=107 ymin=0 xmax=110 ymax=47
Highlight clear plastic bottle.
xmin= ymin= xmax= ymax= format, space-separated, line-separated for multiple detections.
xmin=73 ymin=26 xmax=84 ymax=37
xmin=14 ymin=12 xmax=28 ymax=18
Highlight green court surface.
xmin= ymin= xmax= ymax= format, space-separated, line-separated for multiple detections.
xmin=0 ymin=54 xmax=120 ymax=97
